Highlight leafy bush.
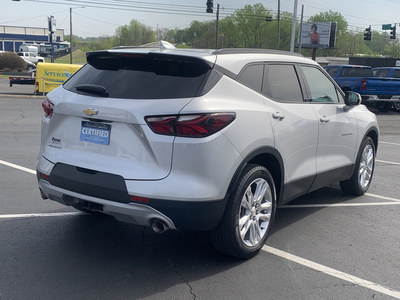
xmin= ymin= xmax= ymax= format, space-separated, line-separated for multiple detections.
xmin=0 ymin=52 xmax=26 ymax=71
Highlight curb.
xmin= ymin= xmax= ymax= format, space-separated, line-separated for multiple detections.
xmin=0 ymin=94 xmax=45 ymax=99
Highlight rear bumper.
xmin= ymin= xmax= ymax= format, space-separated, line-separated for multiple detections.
xmin=37 ymin=173 xmax=228 ymax=231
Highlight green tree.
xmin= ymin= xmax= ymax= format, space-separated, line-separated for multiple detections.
xmin=115 ymin=19 xmax=156 ymax=46
xmin=233 ymin=4 xmax=273 ymax=48
xmin=385 ymin=39 xmax=400 ymax=57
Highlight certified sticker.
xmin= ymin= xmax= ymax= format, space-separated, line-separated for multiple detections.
xmin=79 ymin=121 xmax=111 ymax=145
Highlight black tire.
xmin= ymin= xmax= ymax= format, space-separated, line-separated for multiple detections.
xmin=27 ymin=65 xmax=34 ymax=71
xmin=211 ymin=164 xmax=276 ymax=259
xmin=375 ymin=101 xmax=392 ymax=112
xmin=340 ymin=137 xmax=375 ymax=195
xmin=393 ymin=101 xmax=400 ymax=112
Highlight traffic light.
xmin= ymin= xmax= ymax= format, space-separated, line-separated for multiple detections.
xmin=265 ymin=16 xmax=272 ymax=22
xmin=390 ymin=25 xmax=396 ymax=39
xmin=206 ymin=0 xmax=213 ymax=13
xmin=364 ymin=26 xmax=371 ymax=41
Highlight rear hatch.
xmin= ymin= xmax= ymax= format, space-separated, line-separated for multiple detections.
xmin=42 ymin=50 xmax=217 ymax=180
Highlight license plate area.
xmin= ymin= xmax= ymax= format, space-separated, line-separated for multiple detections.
xmin=80 ymin=121 xmax=111 ymax=145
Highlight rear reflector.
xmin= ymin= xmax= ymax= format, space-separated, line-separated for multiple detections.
xmin=40 ymin=172 xmax=50 ymax=180
xmin=129 ymin=195 xmax=150 ymax=203
xmin=146 ymin=113 xmax=236 ymax=137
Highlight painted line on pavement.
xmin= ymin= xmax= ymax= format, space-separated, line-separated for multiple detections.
xmin=0 ymin=159 xmax=36 ymax=175
xmin=282 ymin=202 xmax=400 ymax=208
xmin=262 ymin=246 xmax=400 ymax=299
xmin=0 ymin=212 xmax=84 ymax=219
xmin=376 ymin=159 xmax=400 ymax=166
xmin=380 ymin=141 xmax=400 ymax=146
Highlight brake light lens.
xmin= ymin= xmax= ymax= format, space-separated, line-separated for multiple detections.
xmin=42 ymin=98 xmax=54 ymax=117
xmin=361 ymin=79 xmax=367 ymax=91
xmin=146 ymin=113 xmax=236 ymax=137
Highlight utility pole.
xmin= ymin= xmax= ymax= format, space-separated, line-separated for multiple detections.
xmin=277 ymin=0 xmax=280 ymax=50
xmin=70 ymin=7 xmax=73 ymax=64
xmin=298 ymin=5 xmax=304 ymax=53
xmin=48 ymin=15 xmax=55 ymax=63
xmin=216 ymin=3 xmax=220 ymax=49
xmin=290 ymin=0 xmax=298 ymax=52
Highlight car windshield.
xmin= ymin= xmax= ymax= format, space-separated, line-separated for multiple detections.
xmin=63 ymin=52 xmax=212 ymax=99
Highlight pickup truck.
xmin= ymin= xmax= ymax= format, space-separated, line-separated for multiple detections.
xmin=372 ymin=67 xmax=400 ymax=111
xmin=17 ymin=52 xmax=45 ymax=65
xmin=324 ymin=65 xmax=400 ymax=112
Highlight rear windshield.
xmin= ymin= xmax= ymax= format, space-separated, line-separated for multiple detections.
xmin=63 ymin=52 xmax=213 ymax=99
xmin=340 ymin=67 xmax=373 ymax=77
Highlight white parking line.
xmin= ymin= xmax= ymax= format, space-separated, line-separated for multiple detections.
xmin=380 ymin=141 xmax=400 ymax=146
xmin=262 ymin=246 xmax=400 ymax=299
xmin=366 ymin=193 xmax=400 ymax=202
xmin=0 ymin=159 xmax=36 ymax=175
xmin=282 ymin=193 xmax=400 ymax=208
xmin=0 ymin=212 xmax=83 ymax=219
xmin=282 ymin=202 xmax=400 ymax=208
xmin=376 ymin=159 xmax=400 ymax=166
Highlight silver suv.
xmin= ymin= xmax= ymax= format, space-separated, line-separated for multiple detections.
xmin=37 ymin=42 xmax=379 ymax=258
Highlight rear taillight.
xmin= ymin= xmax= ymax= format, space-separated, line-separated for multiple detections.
xmin=145 ymin=113 xmax=236 ymax=137
xmin=361 ymin=79 xmax=367 ymax=91
xmin=42 ymin=98 xmax=54 ymax=117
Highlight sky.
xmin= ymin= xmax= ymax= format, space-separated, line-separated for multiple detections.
xmin=2 ymin=0 xmax=400 ymax=38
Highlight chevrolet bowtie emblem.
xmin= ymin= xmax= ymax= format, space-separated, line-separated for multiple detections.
xmin=83 ymin=108 xmax=99 ymax=116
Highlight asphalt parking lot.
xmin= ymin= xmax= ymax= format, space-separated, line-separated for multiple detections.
xmin=0 ymin=81 xmax=399 ymax=300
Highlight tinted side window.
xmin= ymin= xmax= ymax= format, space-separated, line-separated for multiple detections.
xmin=237 ymin=64 xmax=263 ymax=92
xmin=326 ymin=66 xmax=339 ymax=77
xmin=375 ymin=69 xmax=390 ymax=77
xmin=393 ymin=70 xmax=400 ymax=78
xmin=301 ymin=66 xmax=340 ymax=103
xmin=262 ymin=64 xmax=303 ymax=103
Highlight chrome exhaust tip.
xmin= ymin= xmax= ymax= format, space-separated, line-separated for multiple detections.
xmin=151 ymin=220 xmax=169 ymax=233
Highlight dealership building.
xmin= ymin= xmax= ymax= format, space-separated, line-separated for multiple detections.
xmin=0 ymin=25 xmax=67 ymax=52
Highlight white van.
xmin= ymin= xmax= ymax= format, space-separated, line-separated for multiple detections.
xmin=19 ymin=44 xmax=39 ymax=56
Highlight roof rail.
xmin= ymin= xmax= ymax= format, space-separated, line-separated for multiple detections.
xmin=212 ymin=48 xmax=303 ymax=57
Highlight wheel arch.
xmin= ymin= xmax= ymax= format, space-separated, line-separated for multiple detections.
xmin=227 ymin=147 xmax=284 ymax=204
xmin=366 ymin=126 xmax=379 ymax=153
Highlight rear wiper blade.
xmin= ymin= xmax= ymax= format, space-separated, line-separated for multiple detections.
xmin=75 ymin=84 xmax=109 ymax=97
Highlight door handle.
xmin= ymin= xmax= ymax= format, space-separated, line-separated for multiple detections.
xmin=320 ymin=116 xmax=330 ymax=123
xmin=272 ymin=112 xmax=285 ymax=120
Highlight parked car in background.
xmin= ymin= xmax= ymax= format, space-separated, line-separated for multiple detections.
xmin=18 ymin=52 xmax=44 ymax=65
xmin=324 ymin=64 xmax=400 ymax=112
xmin=22 ymin=57 xmax=36 ymax=71
xmin=37 ymin=42 xmax=379 ymax=259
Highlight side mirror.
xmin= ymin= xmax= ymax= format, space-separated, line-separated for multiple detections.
xmin=344 ymin=91 xmax=361 ymax=106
